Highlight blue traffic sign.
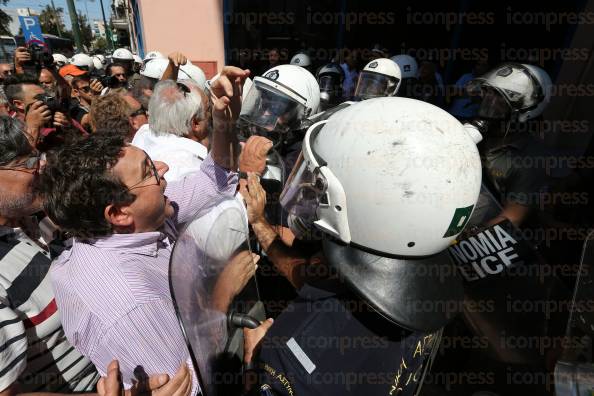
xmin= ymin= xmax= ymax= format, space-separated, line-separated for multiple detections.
xmin=18 ymin=16 xmax=45 ymax=47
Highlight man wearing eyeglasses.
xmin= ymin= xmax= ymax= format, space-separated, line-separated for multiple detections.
xmin=41 ymin=67 xmax=258 ymax=395
xmin=0 ymin=116 xmax=195 ymax=396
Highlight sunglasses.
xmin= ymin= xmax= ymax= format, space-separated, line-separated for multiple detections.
xmin=77 ymin=85 xmax=91 ymax=93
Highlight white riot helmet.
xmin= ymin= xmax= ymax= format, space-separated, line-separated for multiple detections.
xmin=140 ymin=57 xmax=169 ymax=80
xmin=239 ymin=64 xmax=320 ymax=136
xmin=112 ymin=48 xmax=134 ymax=61
xmin=354 ymin=58 xmax=402 ymax=101
xmin=280 ymin=97 xmax=482 ymax=331
xmin=290 ymin=53 xmax=312 ymax=68
xmin=143 ymin=50 xmax=165 ymax=64
xmin=92 ymin=55 xmax=107 ymax=71
xmin=390 ymin=54 xmax=419 ymax=79
xmin=468 ymin=63 xmax=552 ymax=122
xmin=132 ymin=54 xmax=142 ymax=73
xmin=70 ymin=53 xmax=94 ymax=72
xmin=316 ymin=63 xmax=345 ymax=110
xmin=52 ymin=53 xmax=69 ymax=67
xmin=178 ymin=63 xmax=207 ymax=90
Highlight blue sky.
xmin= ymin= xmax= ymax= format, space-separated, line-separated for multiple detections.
xmin=5 ymin=0 xmax=111 ymax=30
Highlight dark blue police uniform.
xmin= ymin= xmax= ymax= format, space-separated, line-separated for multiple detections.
xmin=254 ymin=280 xmax=440 ymax=396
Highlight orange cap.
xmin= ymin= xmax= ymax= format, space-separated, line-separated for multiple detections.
xmin=59 ymin=65 xmax=87 ymax=78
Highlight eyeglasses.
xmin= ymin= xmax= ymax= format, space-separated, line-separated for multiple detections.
xmin=0 ymin=153 xmax=41 ymax=173
xmin=77 ymin=85 xmax=91 ymax=93
xmin=177 ymin=82 xmax=190 ymax=96
xmin=126 ymin=152 xmax=161 ymax=191
xmin=129 ymin=105 xmax=147 ymax=118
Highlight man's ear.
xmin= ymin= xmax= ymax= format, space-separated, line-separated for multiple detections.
xmin=12 ymin=99 xmax=25 ymax=113
xmin=104 ymin=203 xmax=134 ymax=231
xmin=128 ymin=116 xmax=137 ymax=131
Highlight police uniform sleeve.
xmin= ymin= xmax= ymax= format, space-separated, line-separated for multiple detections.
xmin=504 ymin=164 xmax=548 ymax=207
xmin=0 ymin=286 xmax=28 ymax=392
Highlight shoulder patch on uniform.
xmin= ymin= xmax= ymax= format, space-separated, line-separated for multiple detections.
xmin=286 ymin=337 xmax=316 ymax=374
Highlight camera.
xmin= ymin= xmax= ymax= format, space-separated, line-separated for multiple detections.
xmin=28 ymin=45 xmax=53 ymax=66
xmin=99 ymin=74 xmax=126 ymax=89
xmin=22 ymin=44 xmax=54 ymax=75
xmin=32 ymin=93 xmax=69 ymax=116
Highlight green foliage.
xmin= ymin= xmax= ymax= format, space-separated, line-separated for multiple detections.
xmin=0 ymin=0 xmax=12 ymax=36
xmin=93 ymin=36 xmax=107 ymax=51
xmin=39 ymin=4 xmax=67 ymax=37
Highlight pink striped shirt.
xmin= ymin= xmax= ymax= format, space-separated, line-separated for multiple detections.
xmin=50 ymin=155 xmax=237 ymax=394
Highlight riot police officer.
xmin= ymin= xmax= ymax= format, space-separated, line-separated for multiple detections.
xmin=240 ymin=97 xmax=483 ymax=396
xmin=354 ymin=58 xmax=402 ymax=101
xmin=316 ymin=62 xmax=345 ymax=111
xmin=468 ymin=63 xmax=552 ymax=227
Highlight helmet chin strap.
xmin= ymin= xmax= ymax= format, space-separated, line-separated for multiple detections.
xmin=502 ymin=109 xmax=520 ymax=141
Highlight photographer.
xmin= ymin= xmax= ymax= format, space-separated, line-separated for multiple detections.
xmin=13 ymin=46 xmax=53 ymax=77
xmin=105 ymin=62 xmax=129 ymax=91
xmin=4 ymin=74 xmax=73 ymax=149
xmin=70 ymin=75 xmax=103 ymax=130
xmin=38 ymin=68 xmax=56 ymax=94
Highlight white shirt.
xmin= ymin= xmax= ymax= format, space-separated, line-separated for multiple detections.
xmin=132 ymin=124 xmax=208 ymax=182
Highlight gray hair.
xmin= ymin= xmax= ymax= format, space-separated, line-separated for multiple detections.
xmin=0 ymin=87 xmax=7 ymax=106
xmin=148 ymin=80 xmax=203 ymax=137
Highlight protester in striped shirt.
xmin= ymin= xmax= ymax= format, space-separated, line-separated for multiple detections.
xmin=0 ymin=114 xmax=199 ymax=396
xmin=41 ymin=67 xmax=258 ymax=394
xmin=0 ymin=115 xmax=99 ymax=394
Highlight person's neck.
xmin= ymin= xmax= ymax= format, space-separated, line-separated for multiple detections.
xmin=0 ymin=215 xmax=21 ymax=228
xmin=186 ymin=133 xmax=209 ymax=147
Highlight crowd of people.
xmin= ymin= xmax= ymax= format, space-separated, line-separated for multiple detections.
xmin=0 ymin=39 xmax=587 ymax=396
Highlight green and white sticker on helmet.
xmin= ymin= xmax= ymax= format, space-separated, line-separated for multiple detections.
xmin=443 ymin=205 xmax=474 ymax=238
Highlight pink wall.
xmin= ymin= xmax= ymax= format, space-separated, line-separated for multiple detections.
xmin=137 ymin=0 xmax=225 ymax=78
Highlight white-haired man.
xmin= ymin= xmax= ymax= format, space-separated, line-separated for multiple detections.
xmin=131 ymin=79 xmax=210 ymax=181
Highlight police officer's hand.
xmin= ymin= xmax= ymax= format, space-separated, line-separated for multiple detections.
xmin=25 ymin=100 xmax=52 ymax=132
xmin=239 ymin=136 xmax=273 ymax=175
xmin=240 ymin=172 xmax=267 ymax=225
xmin=243 ymin=318 xmax=274 ymax=364
xmin=97 ymin=360 xmax=193 ymax=396
xmin=212 ymin=250 xmax=260 ymax=312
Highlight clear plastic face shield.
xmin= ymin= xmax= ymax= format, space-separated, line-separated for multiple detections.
xmin=280 ymin=151 xmax=326 ymax=235
xmin=468 ymin=64 xmax=543 ymax=121
xmin=279 ymin=122 xmax=350 ymax=242
xmin=318 ymin=74 xmax=342 ymax=108
xmin=354 ymin=71 xmax=400 ymax=101
xmin=239 ymin=80 xmax=308 ymax=138
xmin=477 ymin=87 xmax=512 ymax=120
